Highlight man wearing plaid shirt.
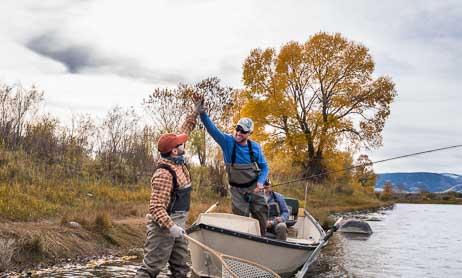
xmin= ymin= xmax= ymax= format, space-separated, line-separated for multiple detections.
xmin=135 ymin=112 xmax=197 ymax=278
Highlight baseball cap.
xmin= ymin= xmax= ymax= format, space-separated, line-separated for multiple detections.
xmin=157 ymin=133 xmax=188 ymax=154
xmin=236 ymin=118 xmax=254 ymax=132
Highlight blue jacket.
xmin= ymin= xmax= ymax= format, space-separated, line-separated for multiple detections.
xmin=267 ymin=192 xmax=289 ymax=221
xmin=199 ymin=112 xmax=269 ymax=185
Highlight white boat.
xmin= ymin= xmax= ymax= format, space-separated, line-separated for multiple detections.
xmin=186 ymin=200 xmax=338 ymax=278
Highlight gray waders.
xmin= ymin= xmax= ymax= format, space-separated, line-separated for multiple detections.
xmin=226 ymin=140 xmax=268 ymax=236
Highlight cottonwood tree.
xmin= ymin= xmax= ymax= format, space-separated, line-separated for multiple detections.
xmin=241 ymin=32 xmax=396 ymax=181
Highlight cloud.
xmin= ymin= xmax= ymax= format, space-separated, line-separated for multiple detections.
xmin=399 ymin=3 xmax=462 ymax=41
xmin=25 ymin=31 xmax=187 ymax=84
xmin=2 ymin=0 xmax=462 ymax=175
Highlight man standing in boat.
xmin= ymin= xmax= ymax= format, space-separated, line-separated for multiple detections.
xmin=264 ymin=179 xmax=289 ymax=240
xmin=194 ymin=96 xmax=269 ymax=236
xmin=135 ymin=111 xmax=198 ymax=278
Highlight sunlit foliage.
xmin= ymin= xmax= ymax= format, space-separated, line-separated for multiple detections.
xmin=240 ymin=32 xmax=396 ymax=181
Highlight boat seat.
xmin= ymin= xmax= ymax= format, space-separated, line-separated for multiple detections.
xmin=196 ymin=213 xmax=261 ymax=236
xmin=284 ymin=197 xmax=299 ymax=227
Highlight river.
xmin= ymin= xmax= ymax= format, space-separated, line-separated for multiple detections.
xmin=308 ymin=203 xmax=462 ymax=277
xmin=31 ymin=203 xmax=462 ymax=277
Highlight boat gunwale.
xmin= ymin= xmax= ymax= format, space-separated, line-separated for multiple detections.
xmin=186 ymin=223 xmax=319 ymax=251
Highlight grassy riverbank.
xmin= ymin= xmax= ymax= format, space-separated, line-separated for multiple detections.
xmin=0 ymin=150 xmax=391 ymax=273
xmin=381 ymin=191 xmax=462 ymax=205
xmin=0 ymin=176 xmax=391 ymax=273
xmin=397 ymin=199 xmax=462 ymax=205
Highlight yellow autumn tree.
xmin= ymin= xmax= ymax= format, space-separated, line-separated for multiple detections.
xmin=240 ymin=32 xmax=397 ymax=181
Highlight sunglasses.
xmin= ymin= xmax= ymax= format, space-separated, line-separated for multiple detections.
xmin=235 ymin=126 xmax=250 ymax=134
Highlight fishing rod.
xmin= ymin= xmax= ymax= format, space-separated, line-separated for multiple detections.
xmin=271 ymin=144 xmax=462 ymax=189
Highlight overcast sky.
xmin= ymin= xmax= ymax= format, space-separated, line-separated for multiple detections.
xmin=1 ymin=0 xmax=461 ymax=174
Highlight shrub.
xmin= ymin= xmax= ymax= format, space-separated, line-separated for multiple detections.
xmin=19 ymin=236 xmax=44 ymax=260
xmin=93 ymin=211 xmax=112 ymax=233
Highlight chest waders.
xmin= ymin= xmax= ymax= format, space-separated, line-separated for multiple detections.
xmin=226 ymin=140 xmax=261 ymax=189
xmin=137 ymin=164 xmax=191 ymax=278
xmin=226 ymin=140 xmax=268 ymax=236
xmin=155 ymin=164 xmax=192 ymax=214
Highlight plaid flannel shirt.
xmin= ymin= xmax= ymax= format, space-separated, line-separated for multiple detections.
xmin=149 ymin=112 xmax=197 ymax=229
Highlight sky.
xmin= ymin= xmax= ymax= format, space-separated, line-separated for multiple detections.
xmin=1 ymin=0 xmax=461 ymax=174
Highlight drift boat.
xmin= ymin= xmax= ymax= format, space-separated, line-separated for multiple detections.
xmin=186 ymin=198 xmax=339 ymax=278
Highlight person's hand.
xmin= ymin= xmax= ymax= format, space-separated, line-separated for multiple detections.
xmin=253 ymin=182 xmax=264 ymax=193
xmin=169 ymin=224 xmax=185 ymax=238
xmin=191 ymin=92 xmax=205 ymax=114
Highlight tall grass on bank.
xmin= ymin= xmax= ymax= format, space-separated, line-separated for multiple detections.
xmin=0 ymin=181 xmax=151 ymax=222
xmin=0 ymin=177 xmax=388 ymax=225
xmin=1 ymin=152 xmax=388 ymax=225
xmin=0 ymin=170 xmax=232 ymax=223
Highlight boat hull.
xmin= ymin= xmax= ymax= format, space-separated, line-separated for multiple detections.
xmin=187 ymin=224 xmax=317 ymax=277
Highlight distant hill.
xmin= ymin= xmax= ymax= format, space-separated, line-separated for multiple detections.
xmin=375 ymin=172 xmax=462 ymax=193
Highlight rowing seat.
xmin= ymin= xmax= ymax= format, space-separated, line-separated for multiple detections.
xmin=284 ymin=197 xmax=299 ymax=227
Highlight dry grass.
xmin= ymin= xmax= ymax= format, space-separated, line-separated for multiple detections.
xmin=0 ymin=181 xmax=150 ymax=222
xmin=0 ymin=238 xmax=16 ymax=272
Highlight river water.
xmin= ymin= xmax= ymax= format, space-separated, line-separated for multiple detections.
xmin=30 ymin=203 xmax=462 ymax=277
xmin=308 ymin=203 xmax=462 ymax=278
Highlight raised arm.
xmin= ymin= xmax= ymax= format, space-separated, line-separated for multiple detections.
xmin=179 ymin=111 xmax=198 ymax=136
xmin=199 ymin=112 xmax=227 ymax=148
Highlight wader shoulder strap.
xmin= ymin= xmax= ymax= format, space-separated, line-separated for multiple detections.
xmin=155 ymin=164 xmax=178 ymax=190
xmin=231 ymin=140 xmax=256 ymax=166
xmin=155 ymin=163 xmax=180 ymax=214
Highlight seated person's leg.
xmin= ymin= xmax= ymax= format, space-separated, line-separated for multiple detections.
xmin=274 ymin=222 xmax=288 ymax=241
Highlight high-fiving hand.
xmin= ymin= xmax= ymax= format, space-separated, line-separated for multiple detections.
xmin=191 ymin=92 xmax=205 ymax=114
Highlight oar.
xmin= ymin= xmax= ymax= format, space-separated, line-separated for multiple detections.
xmin=297 ymin=217 xmax=343 ymax=278
xmin=205 ymin=201 xmax=220 ymax=213
xmin=191 ymin=201 xmax=220 ymax=226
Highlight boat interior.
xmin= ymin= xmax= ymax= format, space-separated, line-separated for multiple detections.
xmin=193 ymin=198 xmax=324 ymax=245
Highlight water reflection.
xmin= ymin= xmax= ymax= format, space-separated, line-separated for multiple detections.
xmin=340 ymin=233 xmax=372 ymax=241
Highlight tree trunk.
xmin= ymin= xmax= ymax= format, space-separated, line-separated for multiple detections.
xmin=303 ymin=151 xmax=326 ymax=183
